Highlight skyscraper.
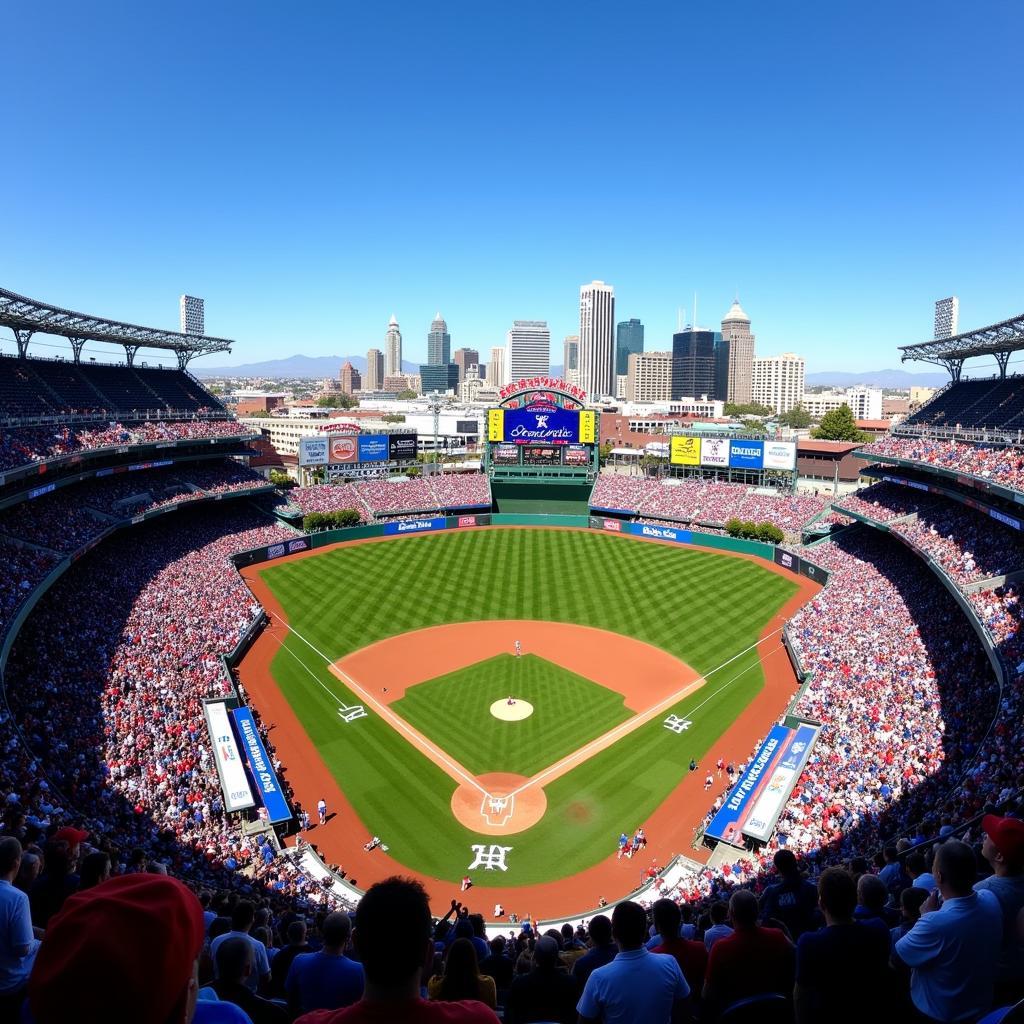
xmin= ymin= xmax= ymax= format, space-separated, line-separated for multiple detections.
xmin=752 ymin=353 xmax=805 ymax=415
xmin=384 ymin=315 xmax=403 ymax=378
xmin=719 ymin=299 xmax=755 ymax=406
xmin=671 ymin=329 xmax=718 ymax=399
xmin=506 ymin=321 xmax=550 ymax=382
xmin=340 ymin=361 xmax=361 ymax=395
xmin=578 ymin=281 xmax=615 ymax=399
xmin=179 ymin=295 xmax=204 ymax=336
xmin=563 ymin=335 xmax=579 ymax=383
xmin=626 ymin=351 xmax=673 ymax=402
xmin=453 ymin=348 xmax=479 ymax=382
xmin=427 ymin=313 xmax=451 ymax=365
xmin=490 ymin=346 xmax=507 ymax=388
xmin=615 ymin=319 xmax=644 ymax=376
xmin=934 ymin=296 xmax=959 ymax=339
xmin=365 ymin=348 xmax=384 ymax=391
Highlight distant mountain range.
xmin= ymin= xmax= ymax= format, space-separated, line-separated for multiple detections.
xmin=192 ymin=354 xmax=420 ymax=378
xmin=805 ymin=369 xmax=948 ymax=388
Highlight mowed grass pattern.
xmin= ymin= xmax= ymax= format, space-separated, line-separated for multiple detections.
xmin=392 ymin=654 xmax=632 ymax=776
xmin=259 ymin=529 xmax=797 ymax=886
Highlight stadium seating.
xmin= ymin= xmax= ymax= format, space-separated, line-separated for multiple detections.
xmin=291 ymin=474 xmax=492 ymax=522
xmin=902 ymin=376 xmax=1024 ymax=431
xmin=861 ymin=434 xmax=1024 ymax=493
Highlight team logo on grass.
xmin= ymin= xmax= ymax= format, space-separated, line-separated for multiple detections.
xmin=337 ymin=705 xmax=367 ymax=723
xmin=469 ymin=844 xmax=512 ymax=871
xmin=663 ymin=715 xmax=692 ymax=733
xmin=481 ymin=793 xmax=515 ymax=826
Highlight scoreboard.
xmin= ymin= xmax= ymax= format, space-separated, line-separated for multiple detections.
xmin=488 ymin=407 xmax=597 ymax=445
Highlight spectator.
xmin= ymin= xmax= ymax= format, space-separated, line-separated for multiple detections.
xmin=287 ymin=911 xmax=364 ymax=1015
xmin=909 ymin=850 xmax=938 ymax=892
xmin=975 ymin=815 xmax=1024 ymax=1003
xmin=855 ymin=873 xmax=897 ymax=930
xmin=650 ymin=898 xmax=708 ymax=1001
xmin=271 ymin=919 xmax=313 ymax=999
xmin=0 ymin=837 xmax=38 ymax=1013
xmin=577 ymin=900 xmax=690 ymax=1024
xmin=478 ymin=935 xmax=514 ymax=1000
xmin=78 ymin=851 xmax=111 ymax=891
xmin=503 ymin=934 xmax=577 ymax=1024
xmin=891 ymin=887 xmax=931 ymax=950
xmin=571 ymin=914 xmax=617 ymax=990
xmin=703 ymin=889 xmax=795 ymax=1015
xmin=427 ymin=937 xmax=496 ymax=1008
xmin=702 ymin=901 xmax=733 ymax=950
xmin=294 ymin=876 xmax=499 ymax=1022
xmin=794 ymin=867 xmax=892 ymax=1023
xmin=895 ymin=840 xmax=1003 ymax=1023
xmin=211 ymin=900 xmax=272 ymax=995
xmin=29 ymin=838 xmax=81 ymax=929
xmin=213 ymin=935 xmax=288 ymax=1024
xmin=760 ymin=850 xmax=820 ymax=939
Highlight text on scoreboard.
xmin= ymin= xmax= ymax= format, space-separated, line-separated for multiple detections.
xmin=488 ymin=407 xmax=596 ymax=445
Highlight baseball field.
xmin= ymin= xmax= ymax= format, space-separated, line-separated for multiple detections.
xmin=240 ymin=526 xmax=813 ymax=909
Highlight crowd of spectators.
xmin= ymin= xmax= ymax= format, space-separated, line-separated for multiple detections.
xmin=291 ymin=485 xmax=371 ymax=522
xmin=0 ymin=539 xmax=58 ymax=636
xmin=862 ymin=435 xmax=1024 ymax=494
xmin=0 ymin=418 xmax=250 ymax=473
xmin=833 ymin=481 xmax=934 ymax=523
xmin=590 ymin=475 xmax=826 ymax=532
xmin=291 ymin=475 xmax=491 ymax=521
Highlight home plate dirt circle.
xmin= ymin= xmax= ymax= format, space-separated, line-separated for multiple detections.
xmin=451 ymin=773 xmax=548 ymax=835
xmin=490 ymin=698 xmax=534 ymax=721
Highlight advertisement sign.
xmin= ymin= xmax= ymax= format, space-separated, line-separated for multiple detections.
xmin=502 ymin=406 xmax=580 ymax=445
xmin=704 ymin=724 xmax=791 ymax=845
xmin=742 ymin=724 xmax=819 ymax=841
xmin=328 ymin=435 xmax=359 ymax=464
xmin=456 ymin=419 xmax=478 ymax=434
xmin=487 ymin=409 xmax=504 ymax=442
xmin=762 ymin=441 xmax=796 ymax=471
xmin=729 ymin=440 xmax=765 ymax=470
xmin=564 ymin=444 xmax=590 ymax=466
xmin=287 ymin=538 xmax=309 ymax=553
xmin=299 ymin=438 xmax=329 ymax=467
xmin=452 ymin=513 xmax=492 ymax=528
xmin=205 ymin=701 xmax=256 ymax=812
xmin=579 ymin=411 xmax=597 ymax=444
xmin=989 ymin=507 xmax=1022 ymax=531
xmin=357 ymin=435 xmax=389 ymax=463
xmin=594 ymin=517 xmax=622 ymax=532
xmin=801 ymin=560 xmax=827 ymax=583
xmin=773 ymin=547 xmax=800 ymax=574
xmin=230 ymin=707 xmax=292 ymax=823
xmin=388 ymin=434 xmax=418 ymax=461
xmin=492 ymin=444 xmax=520 ymax=465
xmin=670 ymin=436 xmax=701 ymax=466
xmin=631 ymin=522 xmax=692 ymax=544
xmin=382 ymin=516 xmax=447 ymax=535
xmin=522 ymin=446 xmax=561 ymax=465
xmin=700 ymin=438 xmax=730 ymax=467
xmin=266 ymin=543 xmax=286 ymax=560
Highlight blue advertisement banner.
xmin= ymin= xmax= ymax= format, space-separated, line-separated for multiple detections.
xmin=704 ymin=724 xmax=791 ymax=845
xmin=502 ymin=406 xmax=580 ymax=445
xmin=728 ymin=440 xmax=764 ymax=470
xmin=230 ymin=706 xmax=291 ymax=823
xmin=625 ymin=521 xmax=692 ymax=545
xmin=357 ymin=435 xmax=389 ymax=463
xmin=382 ymin=516 xmax=447 ymax=535
xmin=778 ymin=723 xmax=819 ymax=771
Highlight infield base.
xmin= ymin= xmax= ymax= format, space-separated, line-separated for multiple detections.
xmin=490 ymin=698 xmax=534 ymax=721
xmin=451 ymin=772 xmax=548 ymax=835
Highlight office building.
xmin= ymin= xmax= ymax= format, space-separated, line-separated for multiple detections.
xmin=420 ymin=363 xmax=460 ymax=394
xmin=179 ymin=295 xmax=204 ymax=336
xmin=453 ymin=347 xmax=479 ymax=382
xmin=719 ymin=299 xmax=755 ymax=406
xmin=340 ymin=361 xmax=362 ymax=395
xmin=578 ymin=281 xmax=615 ymax=398
xmin=671 ymin=329 xmax=718 ymax=400
xmin=506 ymin=320 xmax=550 ymax=382
xmin=626 ymin=351 xmax=673 ymax=403
xmin=615 ymin=319 xmax=644 ymax=376
xmin=490 ymin=346 xmax=507 ymax=388
xmin=383 ymin=373 xmax=419 ymax=393
xmin=934 ymin=296 xmax=960 ymax=339
xmin=365 ymin=348 xmax=385 ymax=391
xmin=426 ymin=313 xmax=451 ymax=365
xmin=752 ymin=353 xmax=806 ymax=415
xmin=563 ymin=335 xmax=579 ymax=384
xmin=384 ymin=315 xmax=403 ymax=377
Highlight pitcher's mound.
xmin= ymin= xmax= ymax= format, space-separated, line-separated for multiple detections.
xmin=490 ymin=698 xmax=534 ymax=721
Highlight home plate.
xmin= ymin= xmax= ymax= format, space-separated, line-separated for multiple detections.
xmin=490 ymin=699 xmax=534 ymax=721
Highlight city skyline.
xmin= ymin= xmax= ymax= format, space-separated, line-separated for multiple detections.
xmin=1 ymin=3 xmax=1020 ymax=374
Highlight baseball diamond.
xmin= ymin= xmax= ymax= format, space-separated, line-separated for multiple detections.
xmin=238 ymin=526 xmax=818 ymax=913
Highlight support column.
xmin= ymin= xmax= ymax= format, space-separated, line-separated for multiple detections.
xmin=12 ymin=328 xmax=33 ymax=358
xmin=942 ymin=359 xmax=964 ymax=383
xmin=124 ymin=344 xmax=139 ymax=367
xmin=176 ymin=349 xmax=194 ymax=371
xmin=68 ymin=336 xmax=87 ymax=363
xmin=994 ymin=351 xmax=1011 ymax=379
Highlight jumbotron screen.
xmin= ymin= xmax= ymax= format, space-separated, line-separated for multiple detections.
xmin=522 ymin=445 xmax=562 ymax=465
xmin=488 ymin=407 xmax=597 ymax=446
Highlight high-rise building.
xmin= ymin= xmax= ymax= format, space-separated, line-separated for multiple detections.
xmin=719 ymin=300 xmax=755 ymax=406
xmin=419 ymin=363 xmax=460 ymax=394
xmin=578 ymin=281 xmax=615 ymax=398
xmin=671 ymin=329 xmax=718 ymax=400
xmin=427 ymin=313 xmax=451 ymax=365
xmin=339 ymin=361 xmax=362 ymax=395
xmin=934 ymin=296 xmax=960 ymax=339
xmin=615 ymin=319 xmax=644 ymax=376
xmin=752 ymin=353 xmax=806 ymax=415
xmin=506 ymin=321 xmax=550 ymax=382
xmin=563 ymin=335 xmax=579 ymax=384
xmin=626 ymin=351 xmax=673 ymax=402
xmin=179 ymin=295 xmax=204 ymax=336
xmin=453 ymin=348 xmax=479 ymax=382
xmin=365 ymin=348 xmax=384 ymax=391
xmin=384 ymin=315 xmax=403 ymax=378
xmin=490 ymin=346 xmax=507 ymax=388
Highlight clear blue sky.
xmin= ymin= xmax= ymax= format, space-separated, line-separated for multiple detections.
xmin=2 ymin=1 xmax=1021 ymax=373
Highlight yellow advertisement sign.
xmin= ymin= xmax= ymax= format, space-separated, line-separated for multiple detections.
xmin=670 ymin=436 xmax=701 ymax=466
xmin=487 ymin=408 xmax=505 ymax=443
xmin=578 ymin=410 xmax=596 ymax=444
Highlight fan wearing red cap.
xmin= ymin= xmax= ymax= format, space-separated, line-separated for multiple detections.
xmin=976 ymin=814 xmax=1024 ymax=998
xmin=28 ymin=873 xmax=206 ymax=1024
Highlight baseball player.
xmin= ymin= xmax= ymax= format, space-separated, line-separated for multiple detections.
xmin=514 ymin=639 xmax=521 ymax=657
xmin=317 ymin=797 xmax=327 ymax=825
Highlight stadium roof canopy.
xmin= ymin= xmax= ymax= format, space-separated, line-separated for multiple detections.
xmin=899 ymin=311 xmax=1024 ymax=381
xmin=0 ymin=286 xmax=235 ymax=369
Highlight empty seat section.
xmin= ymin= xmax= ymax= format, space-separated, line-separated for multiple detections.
xmin=0 ymin=358 xmax=59 ymax=416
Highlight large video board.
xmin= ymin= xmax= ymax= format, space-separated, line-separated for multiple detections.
xmin=299 ymin=433 xmax=418 ymax=467
xmin=488 ymin=407 xmax=596 ymax=446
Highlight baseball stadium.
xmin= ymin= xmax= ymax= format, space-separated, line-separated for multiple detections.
xmin=2 ymin=288 xmax=1024 ymax=1017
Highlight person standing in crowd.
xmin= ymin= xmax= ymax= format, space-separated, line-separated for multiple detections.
xmin=479 ymin=935 xmax=515 ymax=1002
xmin=650 ymin=898 xmax=708 ymax=1003
xmin=428 ymin=937 xmax=496 ymax=1008
xmin=286 ymin=911 xmax=364 ymax=1015
xmin=577 ymin=900 xmax=690 ymax=1024
xmin=0 ymin=838 xmax=38 ymax=1014
xmin=702 ymin=901 xmax=733 ymax=951
xmin=895 ymin=839 xmax=1003 ymax=1023
xmin=213 ymin=936 xmax=288 ymax=1024
xmin=270 ymin=919 xmax=313 ymax=999
xmin=210 ymin=900 xmax=272 ymax=995
xmin=974 ymin=815 xmax=1024 ymax=1004
xmin=572 ymin=914 xmax=617 ymax=990
xmin=504 ymin=934 xmax=577 ymax=1024
xmin=760 ymin=849 xmax=820 ymax=939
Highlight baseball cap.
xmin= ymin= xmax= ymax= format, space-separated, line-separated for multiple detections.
xmin=29 ymin=873 xmax=205 ymax=1024
xmin=52 ymin=825 xmax=89 ymax=847
xmin=983 ymin=815 xmax=1024 ymax=867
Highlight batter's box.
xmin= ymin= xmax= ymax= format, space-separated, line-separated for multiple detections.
xmin=481 ymin=792 xmax=515 ymax=826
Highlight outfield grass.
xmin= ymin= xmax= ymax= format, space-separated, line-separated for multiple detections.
xmin=392 ymin=653 xmax=632 ymax=776
xmin=259 ymin=528 xmax=796 ymax=886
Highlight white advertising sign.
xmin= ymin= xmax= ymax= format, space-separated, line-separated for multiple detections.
xmin=762 ymin=441 xmax=797 ymax=471
xmin=206 ymin=701 xmax=255 ymax=812
xmin=299 ymin=437 xmax=330 ymax=467
xmin=700 ymin=437 xmax=730 ymax=467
